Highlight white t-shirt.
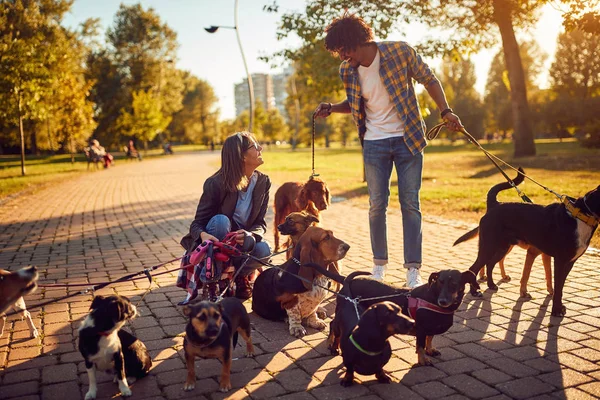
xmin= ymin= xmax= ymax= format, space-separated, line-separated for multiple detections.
xmin=357 ymin=50 xmax=405 ymax=141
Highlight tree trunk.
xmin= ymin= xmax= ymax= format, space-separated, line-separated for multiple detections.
xmin=493 ymin=0 xmax=536 ymax=157
xmin=18 ymin=91 xmax=26 ymax=176
xmin=30 ymin=128 xmax=38 ymax=155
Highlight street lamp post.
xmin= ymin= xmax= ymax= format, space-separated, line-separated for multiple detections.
xmin=205 ymin=0 xmax=254 ymax=132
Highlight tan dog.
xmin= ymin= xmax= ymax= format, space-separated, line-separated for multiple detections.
xmin=0 ymin=266 xmax=39 ymax=338
xmin=273 ymin=178 xmax=331 ymax=251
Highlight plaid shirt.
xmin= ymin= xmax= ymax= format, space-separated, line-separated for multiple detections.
xmin=340 ymin=41 xmax=439 ymax=154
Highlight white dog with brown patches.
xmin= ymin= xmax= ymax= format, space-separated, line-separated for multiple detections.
xmin=0 ymin=266 xmax=39 ymax=339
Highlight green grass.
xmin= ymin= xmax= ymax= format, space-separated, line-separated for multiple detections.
xmin=260 ymin=138 xmax=600 ymax=248
xmin=0 ymin=144 xmax=209 ymax=201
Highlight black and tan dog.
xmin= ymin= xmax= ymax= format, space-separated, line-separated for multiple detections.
xmin=252 ymin=226 xmax=350 ymax=337
xmin=458 ymin=168 xmax=600 ymax=316
xmin=316 ymin=266 xmax=476 ymax=365
xmin=182 ymin=297 xmax=254 ymax=392
xmin=328 ymin=271 xmax=414 ymax=386
xmin=79 ymin=295 xmax=152 ymax=399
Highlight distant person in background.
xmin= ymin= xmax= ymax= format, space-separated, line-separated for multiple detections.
xmin=163 ymin=141 xmax=174 ymax=155
xmin=90 ymin=139 xmax=113 ymax=168
xmin=126 ymin=140 xmax=142 ymax=161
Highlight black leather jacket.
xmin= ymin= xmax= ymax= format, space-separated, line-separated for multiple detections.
xmin=180 ymin=171 xmax=271 ymax=252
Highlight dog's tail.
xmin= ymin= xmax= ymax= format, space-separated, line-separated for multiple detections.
xmin=454 ymin=167 xmax=525 ymax=247
xmin=486 ymin=167 xmax=526 ymax=209
xmin=453 ymin=227 xmax=479 ymax=246
xmin=299 ymin=263 xmax=371 ymax=284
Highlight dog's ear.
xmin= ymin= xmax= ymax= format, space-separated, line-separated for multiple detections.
xmin=325 ymin=185 xmax=331 ymax=206
xmin=297 ymin=186 xmax=308 ymax=209
xmin=298 ymin=231 xmax=318 ymax=290
xmin=182 ymin=305 xmax=192 ymax=317
xmin=428 ymin=272 xmax=440 ymax=287
xmin=307 ymin=214 xmax=319 ymax=225
xmin=90 ymin=295 xmax=105 ymax=310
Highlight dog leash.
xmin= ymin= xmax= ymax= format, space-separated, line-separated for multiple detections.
xmin=310 ymin=112 xmax=320 ymax=180
xmin=426 ymin=123 xmax=599 ymax=227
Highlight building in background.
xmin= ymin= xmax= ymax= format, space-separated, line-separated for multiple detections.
xmin=271 ymin=66 xmax=294 ymax=118
xmin=234 ymin=73 xmax=274 ymax=116
xmin=234 ymin=67 xmax=294 ymax=119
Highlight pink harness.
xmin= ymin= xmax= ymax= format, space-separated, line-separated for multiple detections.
xmin=407 ymin=297 xmax=454 ymax=320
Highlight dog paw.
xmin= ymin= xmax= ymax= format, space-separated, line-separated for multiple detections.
xmin=290 ymin=325 xmax=307 ymax=338
xmin=340 ymin=378 xmax=354 ymax=387
xmin=376 ymin=371 xmax=392 ymax=384
xmin=477 ymin=275 xmax=487 ymax=282
xmin=328 ymin=346 xmax=339 ymax=356
xmin=418 ymin=357 xmax=433 ymax=366
xmin=520 ymin=291 xmax=532 ymax=299
xmin=470 ymin=291 xmax=483 ymax=298
xmin=219 ymin=382 xmax=232 ymax=392
xmin=487 ymin=283 xmax=498 ymax=291
xmin=183 ymin=382 xmax=196 ymax=391
xmin=551 ymin=305 xmax=566 ymax=317
xmin=120 ymin=387 xmax=132 ymax=397
xmin=547 ymin=287 xmax=554 ymax=295
xmin=316 ymin=307 xmax=328 ymax=319
xmin=501 ymin=275 xmax=511 ymax=282
xmin=308 ymin=319 xmax=327 ymax=331
xmin=426 ymin=348 xmax=441 ymax=357
xmin=31 ymin=328 xmax=39 ymax=339
xmin=84 ymin=390 xmax=97 ymax=400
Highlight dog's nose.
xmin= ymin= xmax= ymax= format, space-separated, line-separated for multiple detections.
xmin=341 ymin=243 xmax=350 ymax=252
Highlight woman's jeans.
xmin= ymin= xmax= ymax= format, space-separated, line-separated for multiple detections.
xmin=363 ymin=136 xmax=423 ymax=269
xmin=205 ymin=214 xmax=271 ymax=276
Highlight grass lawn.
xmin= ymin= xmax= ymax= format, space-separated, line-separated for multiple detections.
xmin=260 ymin=138 xmax=600 ymax=248
xmin=0 ymin=144 xmax=207 ymax=202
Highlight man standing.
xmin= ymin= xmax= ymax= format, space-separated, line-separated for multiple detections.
xmin=315 ymin=13 xmax=463 ymax=288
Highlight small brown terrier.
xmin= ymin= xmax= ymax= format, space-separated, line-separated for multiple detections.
xmin=182 ymin=298 xmax=254 ymax=392
xmin=273 ymin=177 xmax=331 ymax=251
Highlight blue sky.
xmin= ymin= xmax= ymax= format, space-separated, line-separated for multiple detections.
xmin=62 ymin=0 xmax=563 ymax=120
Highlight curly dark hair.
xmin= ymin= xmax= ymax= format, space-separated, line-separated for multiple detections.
xmin=324 ymin=12 xmax=374 ymax=55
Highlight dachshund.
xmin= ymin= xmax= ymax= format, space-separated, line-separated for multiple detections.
xmin=273 ymin=177 xmax=331 ymax=251
xmin=182 ymin=298 xmax=254 ymax=393
xmin=252 ymin=226 xmax=349 ymax=337
xmin=457 ymin=168 xmax=600 ymax=316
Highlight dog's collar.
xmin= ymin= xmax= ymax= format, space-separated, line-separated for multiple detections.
xmin=349 ymin=334 xmax=382 ymax=356
xmin=97 ymin=331 xmax=111 ymax=337
xmin=563 ymin=197 xmax=599 ymax=227
xmin=407 ymin=297 xmax=455 ymax=320
xmin=292 ymin=258 xmax=301 ymax=266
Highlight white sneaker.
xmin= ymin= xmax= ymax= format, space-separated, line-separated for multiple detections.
xmin=406 ymin=267 xmax=423 ymax=288
xmin=372 ymin=265 xmax=387 ymax=281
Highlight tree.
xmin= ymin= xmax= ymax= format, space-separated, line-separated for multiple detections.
xmin=0 ymin=0 xmax=72 ymax=174
xmin=117 ymin=89 xmax=171 ymax=151
xmin=168 ymin=72 xmax=219 ymax=144
xmin=268 ymin=0 xmax=596 ymax=157
xmin=89 ymin=3 xmax=183 ymax=147
xmin=484 ymin=41 xmax=546 ymax=137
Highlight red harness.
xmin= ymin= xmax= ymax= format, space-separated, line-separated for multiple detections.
xmin=407 ymin=297 xmax=454 ymax=320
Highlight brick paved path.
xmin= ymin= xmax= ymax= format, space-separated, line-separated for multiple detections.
xmin=1 ymin=152 xmax=599 ymax=400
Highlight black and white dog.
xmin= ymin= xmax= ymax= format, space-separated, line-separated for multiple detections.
xmin=458 ymin=169 xmax=600 ymax=317
xmin=78 ymin=295 xmax=152 ymax=399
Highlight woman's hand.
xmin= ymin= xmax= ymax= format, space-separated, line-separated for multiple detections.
xmin=233 ymin=229 xmax=250 ymax=245
xmin=200 ymin=231 xmax=218 ymax=243
xmin=314 ymin=102 xmax=333 ymax=118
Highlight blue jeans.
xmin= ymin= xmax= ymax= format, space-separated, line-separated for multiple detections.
xmin=363 ymin=137 xmax=423 ymax=269
xmin=205 ymin=214 xmax=271 ymax=275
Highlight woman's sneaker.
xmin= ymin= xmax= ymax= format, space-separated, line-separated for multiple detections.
xmin=371 ymin=264 xmax=387 ymax=281
xmin=406 ymin=267 xmax=423 ymax=288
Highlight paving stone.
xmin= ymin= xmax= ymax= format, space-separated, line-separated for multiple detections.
xmin=471 ymin=369 xmax=513 ymax=386
xmin=495 ymin=377 xmax=554 ymax=399
xmin=442 ymin=374 xmax=499 ymax=399
xmin=412 ymin=381 xmax=456 ymax=399
xmin=41 ymin=363 xmax=78 ymax=384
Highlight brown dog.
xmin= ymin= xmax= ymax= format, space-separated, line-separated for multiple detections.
xmin=0 ymin=266 xmax=39 ymax=339
xmin=273 ymin=178 xmax=331 ymax=251
xmin=183 ymin=298 xmax=254 ymax=392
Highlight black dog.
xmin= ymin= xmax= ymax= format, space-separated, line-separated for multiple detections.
xmin=315 ymin=266 xmax=476 ymax=366
xmin=78 ymin=295 xmax=152 ymax=399
xmin=182 ymin=297 xmax=254 ymax=392
xmin=328 ymin=271 xmax=414 ymax=386
xmin=457 ymin=169 xmax=600 ymax=316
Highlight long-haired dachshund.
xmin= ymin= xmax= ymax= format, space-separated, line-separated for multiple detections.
xmin=273 ymin=178 xmax=331 ymax=251
xmin=459 ymin=168 xmax=600 ymax=317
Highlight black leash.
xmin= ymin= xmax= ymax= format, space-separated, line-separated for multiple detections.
xmin=310 ymin=112 xmax=320 ymax=180
xmin=426 ymin=123 xmax=535 ymax=203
